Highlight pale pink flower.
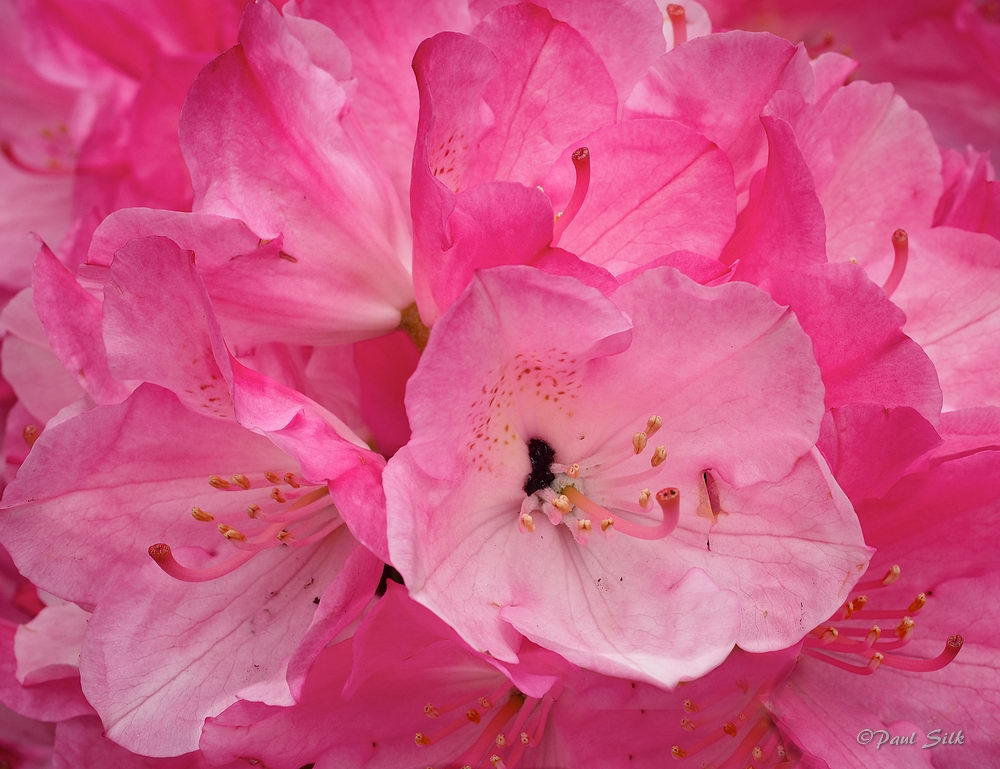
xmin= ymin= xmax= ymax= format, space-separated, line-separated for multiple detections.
xmin=386 ymin=265 xmax=869 ymax=687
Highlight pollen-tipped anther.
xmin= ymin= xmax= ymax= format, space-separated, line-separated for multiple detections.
xmin=645 ymin=415 xmax=663 ymax=436
xmin=22 ymin=425 xmax=40 ymax=447
xmin=218 ymin=524 xmax=247 ymax=541
xmin=638 ymin=488 xmax=651 ymax=508
xmin=232 ymin=473 xmax=251 ymax=489
xmin=553 ymin=494 xmax=572 ymax=513
xmin=191 ymin=506 xmax=214 ymax=522
xmin=650 ymin=446 xmax=667 ymax=467
xmin=632 ymin=431 xmax=648 ymax=454
xmin=208 ymin=475 xmax=231 ymax=490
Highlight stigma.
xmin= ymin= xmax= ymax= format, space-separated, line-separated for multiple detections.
xmin=517 ymin=415 xmax=682 ymax=544
xmin=148 ymin=470 xmax=342 ymax=582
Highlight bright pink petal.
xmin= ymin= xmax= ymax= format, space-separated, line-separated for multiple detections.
xmin=14 ymin=598 xmax=88 ymax=687
xmin=542 ymin=119 xmax=736 ymax=272
xmin=786 ymin=81 xmax=943 ymax=268
xmin=0 ymin=623 xmax=92 ymax=723
xmin=0 ymin=289 xmax=82 ymax=423
xmin=625 ymin=31 xmax=814 ymax=193
xmin=935 ymin=146 xmax=1000 ymax=238
xmin=725 ymin=115 xmax=826 ymax=282
xmin=293 ymin=0 xmax=472 ymax=201
xmin=180 ymin=1 xmax=412 ymax=343
xmin=33 ymin=245 xmax=128 ymax=406
xmin=887 ymin=227 xmax=1000 ymax=410
xmin=471 ymin=0 xmax=665 ymax=101
xmin=818 ymin=405 xmax=941 ymax=506
xmin=102 ymin=235 xmax=234 ymax=419
xmin=763 ymin=263 xmax=943 ymax=423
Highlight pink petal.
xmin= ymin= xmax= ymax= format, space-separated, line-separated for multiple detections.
xmin=79 ymin=530 xmax=371 ymax=756
xmin=626 ymin=31 xmax=814 ymax=193
xmin=888 ymin=227 xmax=1000 ymax=410
xmin=542 ymin=119 xmax=736 ymax=273
xmin=102 ymin=235 xmax=233 ymax=419
xmin=786 ymin=81 xmax=943 ymax=268
xmin=180 ymin=1 xmax=412 ymax=343
xmin=725 ymin=115 xmax=826 ymax=282
xmin=33 ymin=245 xmax=128 ymax=406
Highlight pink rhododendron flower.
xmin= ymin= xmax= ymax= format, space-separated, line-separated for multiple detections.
xmin=386 ymin=265 xmax=869 ymax=686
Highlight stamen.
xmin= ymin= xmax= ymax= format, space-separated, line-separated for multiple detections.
xmin=882 ymin=229 xmax=908 ymax=298
xmin=552 ymin=147 xmax=590 ymax=243
xmin=191 ymin=506 xmax=214 ymax=522
xmin=632 ymin=431 xmax=648 ymax=454
xmin=650 ymin=446 xmax=667 ymax=467
xmin=645 ymin=415 xmax=663 ymax=436
xmin=853 ymin=564 xmax=901 ymax=591
xmin=208 ymin=475 xmax=232 ymax=490
xmin=232 ymin=474 xmax=251 ymax=489
xmin=217 ymin=524 xmax=247 ymax=541
xmin=270 ymin=488 xmax=287 ymax=503
xmin=638 ymin=488 xmax=651 ymax=508
xmin=667 ymin=4 xmax=687 ymax=45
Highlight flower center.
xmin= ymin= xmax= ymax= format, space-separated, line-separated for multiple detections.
xmin=416 ymin=683 xmax=560 ymax=769
xmin=803 ymin=564 xmax=964 ymax=675
xmin=147 ymin=471 xmax=343 ymax=581
xmin=517 ymin=415 xmax=681 ymax=544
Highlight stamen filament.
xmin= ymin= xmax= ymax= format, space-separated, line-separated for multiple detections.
xmin=853 ymin=564 xmax=901 ymax=591
xmin=453 ymin=695 xmax=524 ymax=767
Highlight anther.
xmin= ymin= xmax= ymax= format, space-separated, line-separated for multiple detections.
xmin=865 ymin=625 xmax=881 ymax=647
xmin=601 ymin=518 xmax=615 ymax=531
xmin=424 ymin=704 xmax=440 ymax=718
xmin=283 ymin=472 xmax=300 ymax=488
xmin=232 ymin=474 xmax=251 ymax=489
xmin=896 ymin=617 xmax=915 ymax=640
xmin=683 ymin=699 xmax=698 ymax=713
xmin=247 ymin=504 xmax=261 ymax=518
xmin=566 ymin=463 xmax=580 ymax=479
xmin=907 ymin=593 xmax=927 ymax=614
xmin=208 ymin=475 xmax=232 ymax=490
xmin=191 ymin=506 xmax=214 ymax=522
xmin=264 ymin=471 xmax=281 ymax=484
xmin=519 ymin=513 xmax=536 ymax=533
xmin=553 ymin=495 xmax=572 ymax=513
xmin=22 ymin=425 xmax=40 ymax=446
xmin=645 ymin=415 xmax=663 ymax=436
xmin=639 ymin=488 xmax=651 ymax=508
xmin=466 ymin=709 xmax=481 ymax=724
xmin=723 ymin=722 xmax=738 ymax=737
xmin=650 ymin=446 xmax=667 ymax=467
xmin=577 ymin=519 xmax=593 ymax=532
xmin=819 ymin=627 xmax=839 ymax=644
xmin=271 ymin=488 xmax=286 ymax=503
xmin=671 ymin=746 xmax=687 ymax=759
xmin=632 ymin=431 xmax=648 ymax=454
xmin=218 ymin=524 xmax=247 ymax=541
xmin=680 ymin=717 xmax=696 ymax=731
xmin=415 ymin=733 xmax=430 ymax=746
xmin=277 ymin=529 xmax=293 ymax=543
xmin=882 ymin=229 xmax=908 ymax=299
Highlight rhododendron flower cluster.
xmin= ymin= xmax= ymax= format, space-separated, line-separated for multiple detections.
xmin=0 ymin=0 xmax=997 ymax=767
